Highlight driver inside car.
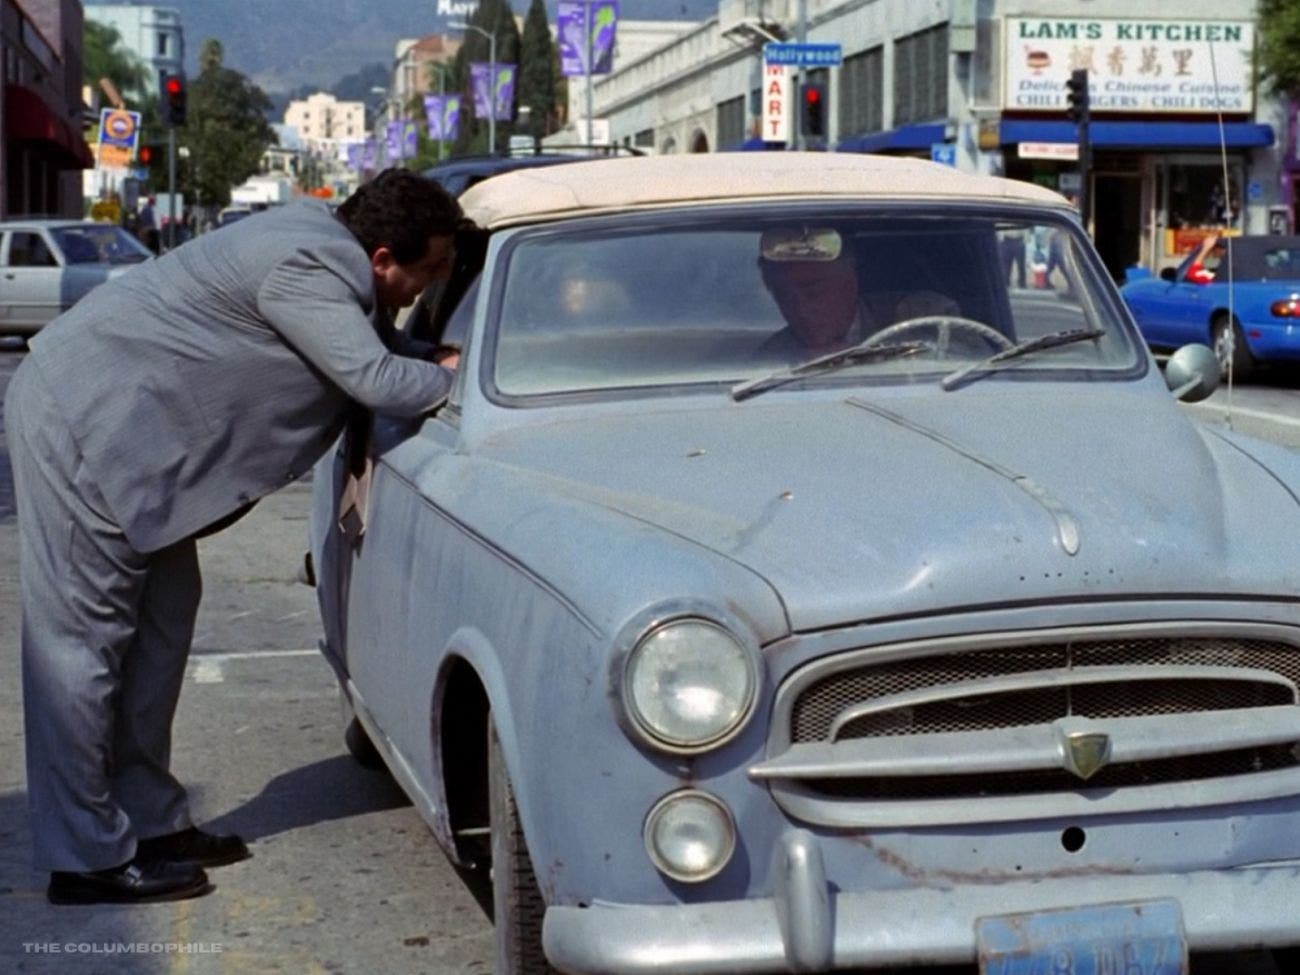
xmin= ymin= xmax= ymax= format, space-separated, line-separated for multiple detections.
xmin=756 ymin=227 xmax=874 ymax=359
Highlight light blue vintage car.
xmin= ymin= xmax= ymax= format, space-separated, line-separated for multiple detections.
xmin=310 ymin=154 xmax=1300 ymax=974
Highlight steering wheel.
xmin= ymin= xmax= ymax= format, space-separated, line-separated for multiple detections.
xmin=863 ymin=316 xmax=1014 ymax=357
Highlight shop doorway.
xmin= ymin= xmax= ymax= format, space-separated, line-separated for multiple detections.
xmin=1092 ymin=172 xmax=1143 ymax=282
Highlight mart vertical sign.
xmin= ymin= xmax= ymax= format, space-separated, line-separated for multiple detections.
xmin=761 ymin=63 xmax=791 ymax=143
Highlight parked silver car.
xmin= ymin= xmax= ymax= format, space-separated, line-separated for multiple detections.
xmin=310 ymin=154 xmax=1300 ymax=974
xmin=0 ymin=218 xmax=151 ymax=335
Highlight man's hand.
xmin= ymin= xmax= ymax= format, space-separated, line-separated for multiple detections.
xmin=432 ymin=345 xmax=460 ymax=370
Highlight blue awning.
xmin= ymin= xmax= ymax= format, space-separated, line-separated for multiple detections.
xmin=999 ymin=119 xmax=1274 ymax=149
xmin=837 ymin=123 xmax=946 ymax=153
xmin=722 ymin=136 xmax=788 ymax=151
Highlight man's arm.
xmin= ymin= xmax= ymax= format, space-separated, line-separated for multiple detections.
xmin=257 ymin=249 xmax=452 ymax=416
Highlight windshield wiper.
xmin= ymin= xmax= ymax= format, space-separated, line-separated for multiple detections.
xmin=730 ymin=340 xmax=931 ymax=402
xmin=940 ymin=327 xmax=1107 ymax=392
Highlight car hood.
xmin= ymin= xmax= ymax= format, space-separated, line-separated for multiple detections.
xmin=475 ymin=386 xmax=1300 ymax=631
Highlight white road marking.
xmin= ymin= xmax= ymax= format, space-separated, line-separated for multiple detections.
xmin=188 ymin=648 xmax=320 ymax=684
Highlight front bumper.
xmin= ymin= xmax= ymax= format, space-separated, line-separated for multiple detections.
xmin=544 ymin=829 xmax=1300 ymax=974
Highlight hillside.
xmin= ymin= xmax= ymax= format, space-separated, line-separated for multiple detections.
xmin=85 ymin=0 xmax=715 ymax=97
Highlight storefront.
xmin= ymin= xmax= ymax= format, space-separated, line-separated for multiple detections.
xmin=997 ymin=16 xmax=1273 ymax=281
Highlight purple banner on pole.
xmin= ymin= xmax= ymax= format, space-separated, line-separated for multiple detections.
xmin=346 ymin=142 xmax=363 ymax=170
xmin=558 ymin=1 xmax=618 ymax=77
xmin=362 ymin=139 xmax=377 ymax=170
xmin=424 ymin=94 xmax=445 ymax=140
xmin=443 ymin=95 xmax=461 ymax=140
xmin=385 ymin=120 xmax=402 ymax=161
xmin=470 ymin=63 xmax=517 ymax=122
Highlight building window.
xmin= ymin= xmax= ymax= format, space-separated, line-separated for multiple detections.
xmin=634 ymin=128 xmax=654 ymax=148
xmin=157 ymin=32 xmax=169 ymax=57
xmin=716 ymin=94 xmax=746 ymax=149
xmin=893 ymin=23 xmax=948 ymax=126
xmin=841 ymin=46 xmax=883 ymax=137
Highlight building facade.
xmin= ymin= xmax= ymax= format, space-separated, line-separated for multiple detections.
xmin=2 ymin=0 xmax=94 ymax=217
xmin=586 ymin=0 xmax=1280 ymax=279
xmin=82 ymin=1 xmax=182 ymax=95
xmin=283 ymin=91 xmax=366 ymax=156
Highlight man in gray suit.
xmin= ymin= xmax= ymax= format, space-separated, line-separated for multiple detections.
xmin=4 ymin=168 xmax=464 ymax=904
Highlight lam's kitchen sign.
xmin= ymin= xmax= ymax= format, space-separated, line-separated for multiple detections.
xmin=1004 ymin=18 xmax=1254 ymax=115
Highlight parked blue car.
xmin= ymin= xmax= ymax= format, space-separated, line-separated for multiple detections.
xmin=310 ymin=154 xmax=1300 ymax=974
xmin=1120 ymin=234 xmax=1300 ymax=380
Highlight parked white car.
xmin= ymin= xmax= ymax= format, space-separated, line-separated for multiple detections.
xmin=0 ymin=219 xmax=151 ymax=335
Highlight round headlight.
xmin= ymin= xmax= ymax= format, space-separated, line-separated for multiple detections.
xmin=644 ymin=790 xmax=736 ymax=883
xmin=624 ymin=619 xmax=757 ymax=751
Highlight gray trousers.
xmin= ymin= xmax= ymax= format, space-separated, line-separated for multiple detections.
xmin=5 ymin=359 xmax=199 ymax=871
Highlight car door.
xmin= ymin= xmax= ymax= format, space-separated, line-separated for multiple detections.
xmin=3 ymin=229 xmax=64 ymax=331
xmin=1127 ymin=262 xmax=1216 ymax=348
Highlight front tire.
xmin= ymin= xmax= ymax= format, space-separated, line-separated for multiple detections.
xmin=488 ymin=720 xmax=555 ymax=974
xmin=343 ymin=715 xmax=384 ymax=770
xmin=1211 ymin=313 xmax=1257 ymax=381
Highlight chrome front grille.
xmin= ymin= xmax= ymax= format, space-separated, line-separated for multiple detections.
xmin=793 ymin=636 xmax=1300 ymax=743
xmin=757 ymin=629 xmax=1300 ymax=824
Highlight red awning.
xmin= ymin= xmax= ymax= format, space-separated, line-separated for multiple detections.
xmin=4 ymin=85 xmax=95 ymax=169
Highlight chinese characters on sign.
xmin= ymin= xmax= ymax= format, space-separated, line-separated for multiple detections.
xmin=1003 ymin=18 xmax=1253 ymax=114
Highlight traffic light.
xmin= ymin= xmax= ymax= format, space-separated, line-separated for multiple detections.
xmin=800 ymin=81 xmax=828 ymax=139
xmin=137 ymin=144 xmax=153 ymax=165
xmin=1066 ymin=68 xmax=1089 ymax=125
xmin=161 ymin=73 xmax=187 ymax=127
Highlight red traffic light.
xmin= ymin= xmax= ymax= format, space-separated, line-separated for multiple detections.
xmin=804 ymin=87 xmax=821 ymax=105
xmin=161 ymin=73 xmax=187 ymax=126
xmin=138 ymin=145 xmax=153 ymax=164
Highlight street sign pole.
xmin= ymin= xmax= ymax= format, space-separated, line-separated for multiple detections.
xmin=794 ymin=0 xmax=806 ymax=151
xmin=167 ymin=127 xmax=177 ymax=251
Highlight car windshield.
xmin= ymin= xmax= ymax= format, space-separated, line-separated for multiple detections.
xmin=488 ymin=207 xmax=1141 ymax=399
xmin=52 ymin=225 xmax=151 ymax=265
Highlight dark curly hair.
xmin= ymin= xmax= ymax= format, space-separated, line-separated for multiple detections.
xmin=335 ymin=167 xmax=467 ymax=265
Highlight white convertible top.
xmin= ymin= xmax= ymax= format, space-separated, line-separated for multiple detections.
xmin=458 ymin=152 xmax=1069 ymax=229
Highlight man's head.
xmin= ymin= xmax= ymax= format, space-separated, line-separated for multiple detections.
xmin=758 ymin=227 xmax=859 ymax=351
xmin=337 ymin=168 xmax=468 ymax=309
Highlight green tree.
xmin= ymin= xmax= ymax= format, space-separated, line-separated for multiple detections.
xmin=451 ymin=0 xmax=522 ymax=156
xmin=180 ymin=39 xmax=279 ymax=208
xmin=1258 ymin=0 xmax=1300 ymax=96
xmin=83 ymin=20 xmax=151 ymax=105
xmin=518 ymin=0 xmax=560 ymax=141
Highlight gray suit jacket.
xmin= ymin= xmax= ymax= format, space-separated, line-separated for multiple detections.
xmin=28 ymin=199 xmax=452 ymax=553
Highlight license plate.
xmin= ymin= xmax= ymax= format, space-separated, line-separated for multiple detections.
xmin=977 ymin=900 xmax=1188 ymax=975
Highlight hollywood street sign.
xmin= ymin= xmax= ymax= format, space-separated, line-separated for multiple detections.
xmin=762 ymin=43 xmax=843 ymax=68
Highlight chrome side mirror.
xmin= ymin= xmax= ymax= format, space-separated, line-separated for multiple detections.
xmin=1165 ymin=343 xmax=1220 ymax=402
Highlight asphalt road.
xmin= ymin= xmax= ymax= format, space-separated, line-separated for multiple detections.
xmin=0 ymin=344 xmax=1296 ymax=975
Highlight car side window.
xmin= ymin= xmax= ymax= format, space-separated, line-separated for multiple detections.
xmin=9 ymin=232 xmax=56 ymax=267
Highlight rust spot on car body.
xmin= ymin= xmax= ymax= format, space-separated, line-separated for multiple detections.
xmin=859 ymin=836 xmax=1136 ymax=885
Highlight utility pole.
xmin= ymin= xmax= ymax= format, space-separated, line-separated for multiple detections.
xmin=794 ymin=0 xmax=807 ymax=151
xmin=1066 ymin=69 xmax=1091 ymax=227
xmin=585 ymin=1 xmax=594 ymax=148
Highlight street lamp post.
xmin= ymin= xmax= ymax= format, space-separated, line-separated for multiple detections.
xmin=450 ymin=21 xmax=496 ymax=155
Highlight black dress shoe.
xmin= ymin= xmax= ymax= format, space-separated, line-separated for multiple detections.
xmin=137 ymin=826 xmax=251 ymax=867
xmin=48 ymin=857 xmax=211 ymax=905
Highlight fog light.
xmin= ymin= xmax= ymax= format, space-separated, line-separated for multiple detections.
xmin=644 ymin=790 xmax=736 ymax=883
